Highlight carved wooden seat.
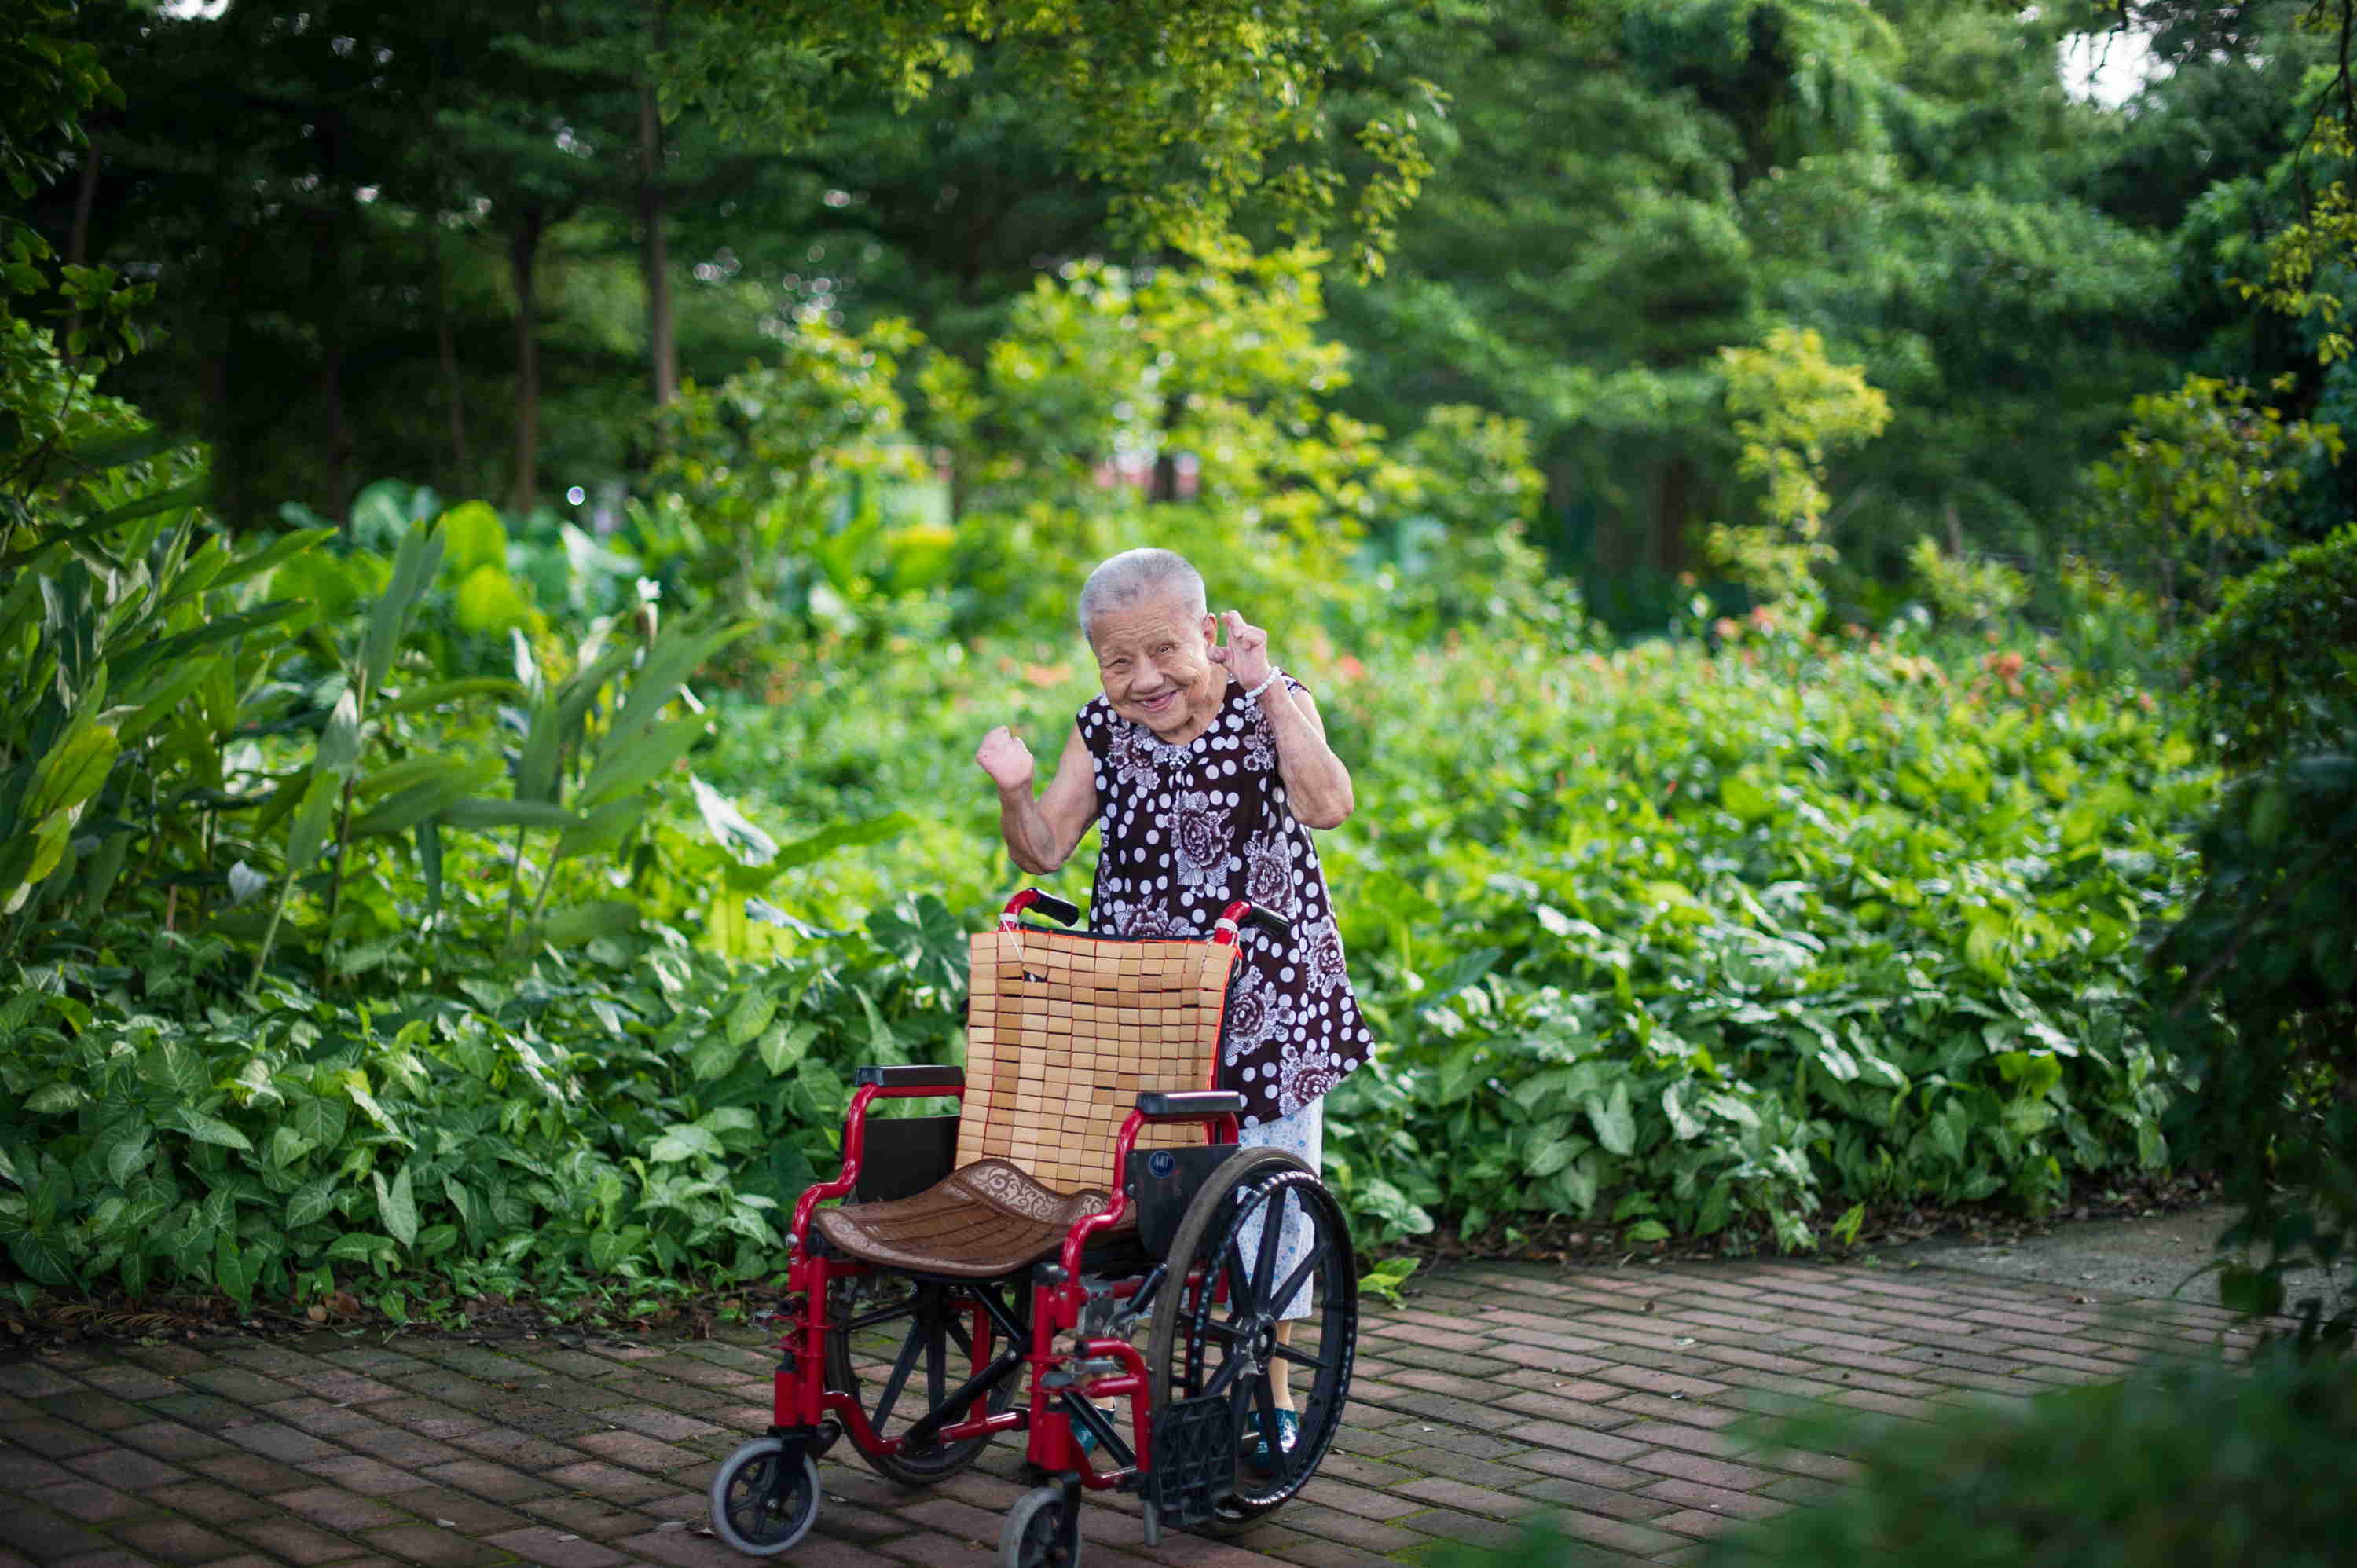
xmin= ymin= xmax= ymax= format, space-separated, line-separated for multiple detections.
xmin=812 ymin=924 xmax=1237 ymax=1280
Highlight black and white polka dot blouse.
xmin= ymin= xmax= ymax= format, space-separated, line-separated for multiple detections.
xmin=1076 ymin=677 xmax=1372 ymax=1128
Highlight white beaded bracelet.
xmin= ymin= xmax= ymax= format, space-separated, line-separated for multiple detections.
xmin=1243 ymin=667 xmax=1284 ymax=703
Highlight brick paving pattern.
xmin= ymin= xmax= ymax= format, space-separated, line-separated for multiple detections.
xmin=0 ymin=1259 xmax=2260 ymax=1568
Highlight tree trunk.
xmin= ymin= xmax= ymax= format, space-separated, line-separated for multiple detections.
xmin=434 ymin=250 xmax=471 ymax=490
xmin=1150 ymin=393 xmax=1182 ymax=502
xmin=1652 ymin=455 xmax=1693 ymax=577
xmin=509 ymin=207 xmax=546 ymax=517
xmin=62 ymin=129 xmax=101 ymax=357
xmin=640 ymin=79 xmax=676 ymax=405
xmin=313 ymin=119 xmax=352 ymax=526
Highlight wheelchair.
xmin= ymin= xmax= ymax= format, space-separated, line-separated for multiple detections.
xmin=707 ymin=890 xmax=1358 ymax=1566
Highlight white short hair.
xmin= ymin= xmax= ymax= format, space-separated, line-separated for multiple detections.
xmin=1077 ymin=548 xmax=1206 ymax=640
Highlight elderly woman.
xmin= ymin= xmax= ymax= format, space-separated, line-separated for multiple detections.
xmin=975 ymin=547 xmax=1372 ymax=1465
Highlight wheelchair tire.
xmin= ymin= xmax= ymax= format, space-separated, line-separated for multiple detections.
xmin=708 ymin=1437 xmax=819 ymax=1556
xmin=1143 ymin=1148 xmax=1357 ymax=1536
xmin=999 ymin=1481 xmax=1082 ymax=1568
xmin=826 ymin=1277 xmax=1018 ymax=1486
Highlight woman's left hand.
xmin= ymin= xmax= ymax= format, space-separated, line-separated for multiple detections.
xmin=1208 ymin=610 xmax=1273 ymax=691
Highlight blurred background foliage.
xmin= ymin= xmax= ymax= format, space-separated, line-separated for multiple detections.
xmin=1 ymin=0 xmax=2355 ymax=1362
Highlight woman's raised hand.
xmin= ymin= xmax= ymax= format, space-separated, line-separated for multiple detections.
xmin=977 ymin=724 xmax=1036 ymax=791
xmin=1207 ymin=610 xmax=1273 ymax=690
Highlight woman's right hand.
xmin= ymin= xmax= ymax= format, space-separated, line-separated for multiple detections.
xmin=977 ymin=725 xmax=1036 ymax=791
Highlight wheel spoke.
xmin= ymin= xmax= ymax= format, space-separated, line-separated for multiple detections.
xmin=1268 ymin=1244 xmax=1320 ymax=1320
xmin=1252 ymin=1185 xmax=1288 ymax=1299
xmin=1222 ymin=1236 xmax=1259 ymax=1313
xmin=925 ymin=1299 xmax=948 ymax=1409
xmin=872 ymin=1313 xmax=928 ymax=1430
xmin=1272 ymin=1342 xmax=1329 ymax=1371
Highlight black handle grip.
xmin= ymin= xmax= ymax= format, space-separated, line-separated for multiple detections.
xmin=1026 ymin=891 xmax=1080 ymax=927
xmin=852 ymin=1064 xmax=966 ymax=1090
xmin=1136 ymin=1090 xmax=1247 ymax=1120
xmin=1242 ymin=906 xmax=1292 ymax=943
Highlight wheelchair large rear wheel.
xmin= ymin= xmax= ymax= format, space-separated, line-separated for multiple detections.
xmin=827 ymin=1275 xmax=1019 ymax=1486
xmin=1143 ymin=1148 xmax=1357 ymax=1535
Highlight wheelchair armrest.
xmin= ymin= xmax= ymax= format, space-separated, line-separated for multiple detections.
xmin=852 ymin=1064 xmax=966 ymax=1092
xmin=1135 ymin=1090 xmax=1247 ymax=1121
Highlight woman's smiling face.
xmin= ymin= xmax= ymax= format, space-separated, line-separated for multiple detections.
xmin=1089 ymin=593 xmax=1220 ymax=739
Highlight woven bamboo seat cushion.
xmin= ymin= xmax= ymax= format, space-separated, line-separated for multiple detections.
xmin=813 ymin=1158 xmax=1131 ymax=1280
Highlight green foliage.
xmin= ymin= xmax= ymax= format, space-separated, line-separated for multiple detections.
xmin=923 ymin=247 xmax=1571 ymax=643
xmin=2086 ymin=374 xmax=2344 ymax=626
xmin=2154 ymin=735 xmax=2357 ymax=1341
xmin=1317 ymin=630 xmax=2200 ymax=1248
xmin=2187 ymin=524 xmax=2357 ymax=770
xmin=640 ymin=317 xmax=934 ymax=628
xmin=1356 ymin=1255 xmax=1418 ymax=1308
xmin=1693 ymin=1349 xmax=2357 ymax=1568
xmin=659 ymin=0 xmax=1431 ymax=275
xmin=1705 ymin=326 xmax=1893 ymax=614
xmin=1906 ymin=537 xmax=2030 ymax=629
xmin=695 ymin=616 xmax=2209 ymax=1255
xmin=0 ymin=900 xmax=962 ymax=1302
xmin=1461 ymin=1348 xmax=2357 ymax=1566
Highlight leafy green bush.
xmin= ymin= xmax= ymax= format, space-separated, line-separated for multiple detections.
xmin=2085 ymin=374 xmax=2343 ymax=631
xmin=0 ymin=896 xmax=965 ymax=1314
xmin=1712 ymin=1349 xmax=2357 ymax=1568
xmin=2187 ymin=524 xmax=2357 ymax=770
xmin=1906 ymin=535 xmax=2029 ymax=628
xmin=1452 ymin=1349 xmax=2357 ymax=1568
xmin=698 ymin=615 xmax=2212 ymax=1254
xmin=2153 ymin=736 xmax=2357 ymax=1339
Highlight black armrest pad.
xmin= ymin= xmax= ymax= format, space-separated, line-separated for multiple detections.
xmin=1136 ymin=1090 xmax=1247 ymax=1120
xmin=852 ymin=1064 xmax=966 ymax=1090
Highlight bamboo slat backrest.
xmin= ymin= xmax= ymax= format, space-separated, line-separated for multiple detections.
xmin=958 ymin=926 xmax=1237 ymax=1194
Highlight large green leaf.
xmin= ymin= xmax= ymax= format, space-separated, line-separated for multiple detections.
xmin=513 ymin=684 xmax=562 ymax=804
xmin=772 ymin=811 xmax=915 ymax=871
xmin=359 ymin=518 xmax=445 ymax=699
xmin=552 ymin=796 xmax=645 ymax=863
xmin=108 ymin=599 xmax=302 ymax=685
xmin=540 ymin=900 xmax=641 ymax=945
xmin=375 ymin=676 xmax=519 ymax=720
xmin=648 ymin=1124 xmax=725 ymax=1163
xmin=199 ymin=526 xmax=336 ymax=596
xmin=373 ymin=1164 xmax=418 ymax=1248
xmin=438 ymin=797 xmax=576 ymax=830
xmin=601 ymin=621 xmax=742 ymax=756
xmin=577 ymin=710 xmax=709 ymax=808
xmin=315 ymin=689 xmax=364 ymax=779
xmin=1585 ymin=1082 xmax=1637 ymax=1157
xmin=282 ymin=768 xmax=342 ymax=873
xmin=24 ymin=720 xmax=117 ymax=821
xmin=347 ymin=758 xmax=504 ymax=839
xmin=173 ymin=1108 xmax=253 ymax=1152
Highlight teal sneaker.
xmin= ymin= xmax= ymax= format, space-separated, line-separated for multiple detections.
xmin=1073 ymin=1403 xmax=1118 ymax=1454
xmin=1240 ymin=1408 xmax=1300 ymax=1472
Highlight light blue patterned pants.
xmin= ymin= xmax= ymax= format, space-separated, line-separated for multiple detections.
xmin=1235 ymin=1097 xmax=1324 ymax=1321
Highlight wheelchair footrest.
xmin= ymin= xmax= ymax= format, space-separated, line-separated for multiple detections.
xmin=1145 ymin=1394 xmax=1236 ymax=1530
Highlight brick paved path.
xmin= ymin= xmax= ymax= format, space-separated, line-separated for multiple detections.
xmin=0 ymin=1258 xmax=2257 ymax=1568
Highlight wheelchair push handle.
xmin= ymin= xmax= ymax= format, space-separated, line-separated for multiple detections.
xmin=999 ymin=888 xmax=1289 ymax=945
xmin=1214 ymin=900 xmax=1292 ymax=947
xmin=999 ymin=888 xmax=1080 ymax=929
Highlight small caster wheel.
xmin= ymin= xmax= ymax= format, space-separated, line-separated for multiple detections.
xmin=999 ymin=1481 xmax=1083 ymax=1568
xmin=709 ymin=1437 xmax=819 ymax=1556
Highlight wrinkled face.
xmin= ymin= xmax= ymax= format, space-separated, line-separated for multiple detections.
xmin=1089 ymin=593 xmax=1219 ymax=739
